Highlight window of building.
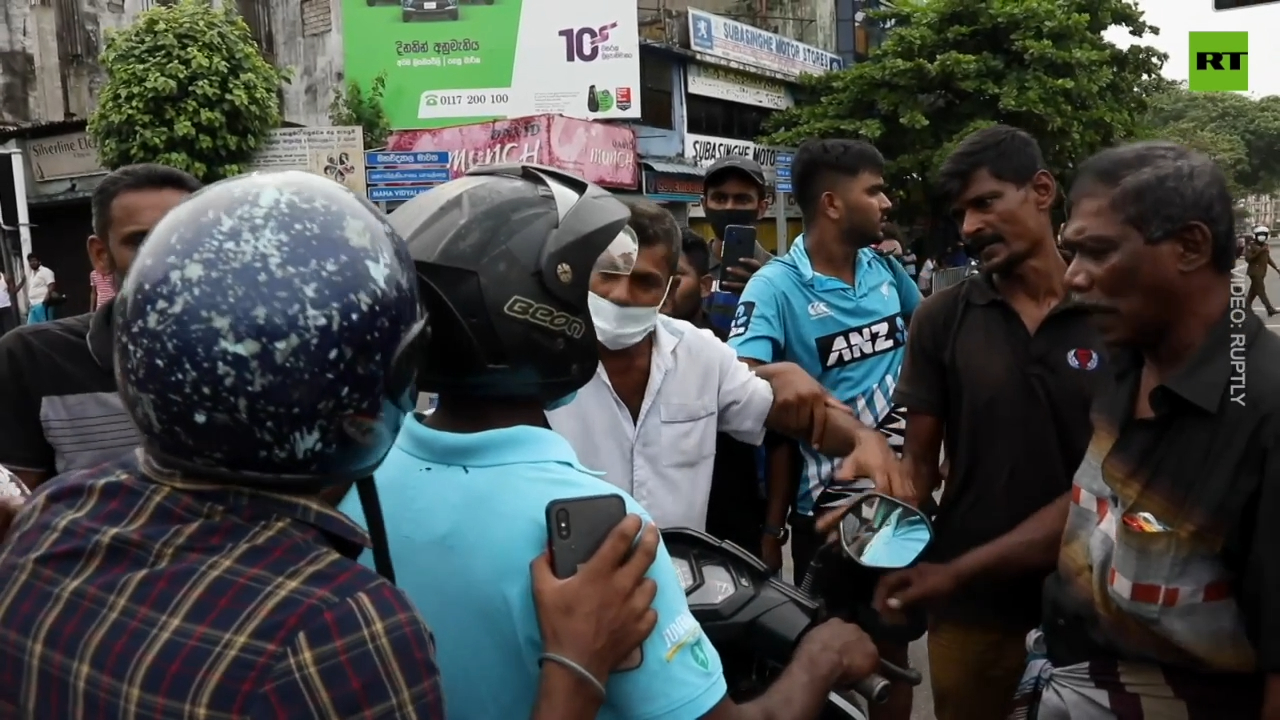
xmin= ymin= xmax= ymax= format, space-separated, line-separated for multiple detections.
xmin=837 ymin=22 xmax=855 ymax=60
xmin=300 ymin=0 xmax=332 ymax=36
xmin=640 ymin=53 xmax=675 ymax=129
xmin=685 ymin=95 xmax=772 ymax=141
xmin=836 ymin=0 xmax=856 ymax=64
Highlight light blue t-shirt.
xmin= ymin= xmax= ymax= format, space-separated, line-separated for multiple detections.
xmin=338 ymin=418 xmax=727 ymax=720
xmin=727 ymin=237 xmax=921 ymax=515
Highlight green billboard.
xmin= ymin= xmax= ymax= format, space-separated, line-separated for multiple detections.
xmin=342 ymin=0 xmax=642 ymax=129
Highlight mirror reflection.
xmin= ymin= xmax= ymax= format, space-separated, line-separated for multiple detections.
xmin=839 ymin=493 xmax=932 ymax=568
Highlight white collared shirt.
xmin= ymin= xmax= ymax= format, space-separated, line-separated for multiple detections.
xmin=27 ymin=266 xmax=54 ymax=304
xmin=546 ymin=316 xmax=774 ymax=531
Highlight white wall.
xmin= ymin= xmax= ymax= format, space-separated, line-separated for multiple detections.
xmin=0 ymin=0 xmax=152 ymax=124
xmin=271 ymin=0 xmax=345 ymax=126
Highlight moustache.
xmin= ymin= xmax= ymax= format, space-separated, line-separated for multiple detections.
xmin=962 ymin=233 xmax=1004 ymax=257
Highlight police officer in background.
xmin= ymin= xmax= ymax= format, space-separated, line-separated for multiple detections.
xmin=1244 ymin=225 xmax=1279 ymax=315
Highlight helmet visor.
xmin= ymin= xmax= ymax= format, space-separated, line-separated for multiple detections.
xmin=592 ymin=226 xmax=639 ymax=276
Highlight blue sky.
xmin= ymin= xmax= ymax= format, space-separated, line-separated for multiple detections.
xmin=1104 ymin=0 xmax=1279 ymax=97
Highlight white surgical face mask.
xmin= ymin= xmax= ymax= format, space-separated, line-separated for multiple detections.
xmin=588 ymin=291 xmax=662 ymax=350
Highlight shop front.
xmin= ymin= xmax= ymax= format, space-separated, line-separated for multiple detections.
xmin=2 ymin=123 xmax=109 ymax=316
xmin=639 ymin=161 xmax=703 ymax=224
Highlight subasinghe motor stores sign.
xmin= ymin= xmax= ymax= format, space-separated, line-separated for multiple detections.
xmin=685 ymin=133 xmax=799 ymax=218
xmin=684 ymin=133 xmax=786 ymax=173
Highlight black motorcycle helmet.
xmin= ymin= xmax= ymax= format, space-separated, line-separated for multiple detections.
xmin=389 ymin=163 xmax=631 ymax=402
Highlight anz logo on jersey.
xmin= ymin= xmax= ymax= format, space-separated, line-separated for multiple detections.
xmin=815 ymin=314 xmax=906 ymax=369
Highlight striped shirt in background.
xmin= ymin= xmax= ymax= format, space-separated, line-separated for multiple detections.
xmin=0 ymin=452 xmax=447 ymax=719
xmin=89 ymin=269 xmax=116 ymax=306
xmin=0 ymin=301 xmax=138 ymax=478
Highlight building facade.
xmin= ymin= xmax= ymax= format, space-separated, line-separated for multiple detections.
xmin=0 ymin=0 xmax=892 ymax=304
xmin=0 ymin=0 xmax=340 ymax=314
xmin=1243 ymin=193 xmax=1280 ymax=232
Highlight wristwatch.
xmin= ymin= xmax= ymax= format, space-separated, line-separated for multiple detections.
xmin=762 ymin=524 xmax=789 ymax=543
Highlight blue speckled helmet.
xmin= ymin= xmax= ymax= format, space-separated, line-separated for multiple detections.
xmin=114 ymin=171 xmax=426 ymax=490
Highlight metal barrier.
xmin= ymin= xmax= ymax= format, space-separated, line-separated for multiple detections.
xmin=930 ymin=265 xmax=978 ymax=293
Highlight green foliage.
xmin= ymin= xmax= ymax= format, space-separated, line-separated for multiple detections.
xmin=87 ymin=0 xmax=289 ymax=182
xmin=1140 ymin=84 xmax=1280 ymax=199
xmin=328 ymin=73 xmax=391 ymax=150
xmin=765 ymin=0 xmax=1167 ymax=221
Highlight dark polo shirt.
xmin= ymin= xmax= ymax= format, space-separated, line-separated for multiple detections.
xmin=1040 ymin=310 xmax=1280 ymax=714
xmin=0 ymin=300 xmax=138 ymax=478
xmin=692 ymin=311 xmax=768 ymax=557
xmin=894 ymin=275 xmax=1104 ymax=629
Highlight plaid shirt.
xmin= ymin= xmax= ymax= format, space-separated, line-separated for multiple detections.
xmin=0 ymin=452 xmax=446 ymax=720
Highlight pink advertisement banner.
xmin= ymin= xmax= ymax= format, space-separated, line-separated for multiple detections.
xmin=386 ymin=114 xmax=637 ymax=189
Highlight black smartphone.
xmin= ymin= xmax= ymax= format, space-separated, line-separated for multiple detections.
xmin=718 ymin=224 xmax=758 ymax=283
xmin=546 ymin=494 xmax=627 ymax=579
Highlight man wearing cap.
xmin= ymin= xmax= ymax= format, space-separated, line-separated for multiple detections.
xmin=702 ymin=156 xmax=775 ymax=336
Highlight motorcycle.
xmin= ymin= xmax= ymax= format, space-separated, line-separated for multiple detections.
xmin=664 ymin=492 xmax=933 ymax=719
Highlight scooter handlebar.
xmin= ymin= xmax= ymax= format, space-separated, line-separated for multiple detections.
xmin=852 ymin=659 xmax=922 ymax=705
xmin=852 ymin=673 xmax=892 ymax=704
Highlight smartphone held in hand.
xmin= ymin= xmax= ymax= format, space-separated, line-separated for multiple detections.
xmin=718 ymin=225 xmax=758 ymax=284
xmin=545 ymin=494 xmax=627 ymax=579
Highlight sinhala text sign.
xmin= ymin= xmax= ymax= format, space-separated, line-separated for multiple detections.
xmin=343 ymin=0 xmax=641 ymax=129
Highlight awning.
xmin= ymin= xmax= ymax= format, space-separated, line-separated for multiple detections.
xmin=642 ymin=160 xmax=703 ymax=177
xmin=641 ymin=161 xmax=703 ymax=202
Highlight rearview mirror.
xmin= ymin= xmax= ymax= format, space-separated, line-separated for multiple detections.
xmin=838 ymin=493 xmax=933 ymax=569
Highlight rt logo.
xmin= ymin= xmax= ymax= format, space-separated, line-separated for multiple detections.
xmin=1188 ymin=31 xmax=1248 ymax=92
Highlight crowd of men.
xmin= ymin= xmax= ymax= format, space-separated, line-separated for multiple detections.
xmin=0 ymin=123 xmax=1275 ymax=720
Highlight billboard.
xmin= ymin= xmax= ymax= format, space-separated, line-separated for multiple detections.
xmin=343 ymin=0 xmax=641 ymax=129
